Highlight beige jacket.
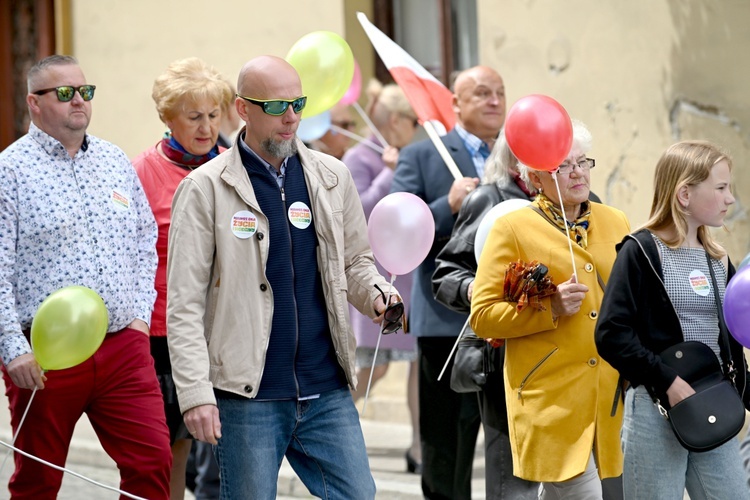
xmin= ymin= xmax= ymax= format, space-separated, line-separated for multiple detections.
xmin=167 ymin=137 xmax=394 ymax=413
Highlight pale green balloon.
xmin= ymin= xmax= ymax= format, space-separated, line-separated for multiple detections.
xmin=31 ymin=286 xmax=109 ymax=370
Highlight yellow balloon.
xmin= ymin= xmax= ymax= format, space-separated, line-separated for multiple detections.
xmin=31 ymin=286 xmax=109 ymax=370
xmin=286 ymin=31 xmax=354 ymax=118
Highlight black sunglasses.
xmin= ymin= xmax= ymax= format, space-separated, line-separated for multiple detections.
xmin=34 ymin=85 xmax=96 ymax=102
xmin=236 ymin=94 xmax=307 ymax=116
xmin=374 ymin=284 xmax=404 ymax=334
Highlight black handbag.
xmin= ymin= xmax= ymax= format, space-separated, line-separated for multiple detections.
xmin=654 ymin=253 xmax=745 ymax=453
xmin=450 ymin=330 xmax=494 ymax=393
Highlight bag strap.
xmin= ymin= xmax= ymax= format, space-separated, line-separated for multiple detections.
xmin=705 ymin=251 xmax=735 ymax=379
xmin=530 ymin=205 xmax=623 ymax=414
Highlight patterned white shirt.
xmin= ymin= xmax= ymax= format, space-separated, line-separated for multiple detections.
xmin=0 ymin=123 xmax=158 ymax=366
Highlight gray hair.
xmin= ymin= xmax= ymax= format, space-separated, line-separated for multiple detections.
xmin=517 ymin=119 xmax=592 ymax=190
xmin=483 ymin=126 xmax=517 ymax=185
xmin=27 ymin=55 xmax=79 ymax=93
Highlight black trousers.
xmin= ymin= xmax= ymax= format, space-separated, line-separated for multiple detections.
xmin=418 ymin=337 xmax=481 ymax=500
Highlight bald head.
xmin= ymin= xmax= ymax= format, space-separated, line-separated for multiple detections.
xmin=452 ymin=65 xmax=505 ymax=144
xmin=235 ymin=56 xmax=305 ymax=169
xmin=237 ymin=56 xmax=301 ymax=99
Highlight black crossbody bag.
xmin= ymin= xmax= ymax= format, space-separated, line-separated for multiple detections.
xmin=653 ymin=253 xmax=745 ymax=452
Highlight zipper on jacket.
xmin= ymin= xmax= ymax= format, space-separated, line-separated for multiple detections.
xmin=517 ymin=347 xmax=558 ymax=401
xmin=280 ymin=190 xmax=301 ymax=399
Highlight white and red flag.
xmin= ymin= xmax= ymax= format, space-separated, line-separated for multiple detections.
xmin=357 ymin=12 xmax=462 ymax=180
xmin=357 ymin=12 xmax=455 ymax=135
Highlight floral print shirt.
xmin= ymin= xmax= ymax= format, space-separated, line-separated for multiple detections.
xmin=0 ymin=123 xmax=158 ymax=366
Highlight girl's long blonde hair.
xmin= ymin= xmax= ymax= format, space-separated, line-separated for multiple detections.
xmin=642 ymin=140 xmax=732 ymax=259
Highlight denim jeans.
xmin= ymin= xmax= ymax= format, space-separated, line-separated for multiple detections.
xmin=622 ymin=386 xmax=750 ymax=500
xmin=215 ymin=387 xmax=375 ymax=500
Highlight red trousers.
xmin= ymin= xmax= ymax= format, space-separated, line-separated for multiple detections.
xmin=3 ymin=328 xmax=172 ymax=499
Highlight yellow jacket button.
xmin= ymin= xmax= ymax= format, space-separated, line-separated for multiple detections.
xmin=585 ymin=263 xmax=594 ymax=272
xmin=589 ymin=310 xmax=598 ymax=319
xmin=588 ymin=358 xmax=598 ymax=367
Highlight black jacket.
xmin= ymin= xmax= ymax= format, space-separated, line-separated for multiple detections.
xmin=431 ymin=176 xmax=532 ymax=313
xmin=595 ymin=229 xmax=749 ymax=405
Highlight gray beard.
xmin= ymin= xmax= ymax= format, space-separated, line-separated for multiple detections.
xmin=261 ymin=138 xmax=297 ymax=159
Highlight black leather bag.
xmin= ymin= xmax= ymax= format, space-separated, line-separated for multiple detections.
xmin=450 ymin=331 xmax=493 ymax=393
xmin=654 ymin=253 xmax=746 ymax=453
xmin=657 ymin=341 xmax=745 ymax=452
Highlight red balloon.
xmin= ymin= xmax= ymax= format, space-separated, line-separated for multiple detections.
xmin=504 ymin=94 xmax=573 ymax=172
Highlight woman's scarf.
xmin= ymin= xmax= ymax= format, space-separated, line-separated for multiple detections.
xmin=160 ymin=133 xmax=219 ymax=169
xmin=533 ymin=192 xmax=591 ymax=249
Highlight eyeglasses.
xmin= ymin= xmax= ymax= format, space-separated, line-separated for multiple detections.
xmin=332 ymin=120 xmax=356 ymax=130
xmin=33 ymin=85 xmax=96 ymax=102
xmin=236 ymin=94 xmax=307 ymax=116
xmin=556 ymin=158 xmax=595 ymax=175
xmin=374 ymin=284 xmax=404 ymax=334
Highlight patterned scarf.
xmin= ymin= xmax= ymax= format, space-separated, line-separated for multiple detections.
xmin=533 ymin=192 xmax=591 ymax=249
xmin=160 ymin=133 xmax=219 ymax=169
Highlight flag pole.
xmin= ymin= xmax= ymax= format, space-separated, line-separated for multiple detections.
xmin=423 ymin=121 xmax=463 ymax=181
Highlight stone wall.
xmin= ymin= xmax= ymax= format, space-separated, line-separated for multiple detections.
xmin=479 ymin=0 xmax=750 ymax=261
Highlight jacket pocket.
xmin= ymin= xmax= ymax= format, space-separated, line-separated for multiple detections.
xmin=517 ymin=347 xmax=559 ymax=401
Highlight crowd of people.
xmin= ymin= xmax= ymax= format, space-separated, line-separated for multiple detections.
xmin=1 ymin=52 xmax=749 ymax=500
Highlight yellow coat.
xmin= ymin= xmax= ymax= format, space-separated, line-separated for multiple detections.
xmin=470 ymin=203 xmax=629 ymax=482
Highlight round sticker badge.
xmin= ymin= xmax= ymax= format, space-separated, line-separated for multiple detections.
xmin=231 ymin=211 xmax=257 ymax=239
xmin=288 ymin=201 xmax=312 ymax=229
xmin=688 ymin=269 xmax=711 ymax=296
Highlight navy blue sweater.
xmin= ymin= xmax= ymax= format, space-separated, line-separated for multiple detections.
xmin=238 ymin=145 xmax=346 ymax=399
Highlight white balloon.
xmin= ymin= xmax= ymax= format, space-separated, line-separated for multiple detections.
xmin=296 ymin=111 xmax=332 ymax=142
xmin=473 ymin=199 xmax=532 ymax=262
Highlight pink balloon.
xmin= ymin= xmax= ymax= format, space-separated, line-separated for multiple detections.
xmin=724 ymin=265 xmax=750 ymax=348
xmin=505 ymin=94 xmax=573 ymax=172
xmin=368 ymin=193 xmax=435 ymax=276
xmin=339 ymin=60 xmax=362 ymax=106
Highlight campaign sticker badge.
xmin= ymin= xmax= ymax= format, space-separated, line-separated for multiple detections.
xmin=288 ymin=201 xmax=312 ymax=229
xmin=689 ymin=269 xmax=711 ymax=296
xmin=112 ymin=189 xmax=130 ymax=210
xmin=231 ymin=210 xmax=257 ymax=239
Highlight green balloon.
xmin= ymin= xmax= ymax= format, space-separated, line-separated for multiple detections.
xmin=31 ymin=286 xmax=109 ymax=370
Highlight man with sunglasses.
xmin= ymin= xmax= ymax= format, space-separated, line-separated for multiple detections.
xmin=0 ymin=55 xmax=171 ymax=498
xmin=167 ymin=55 xmax=400 ymax=499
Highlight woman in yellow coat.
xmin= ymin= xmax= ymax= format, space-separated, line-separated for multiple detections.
xmin=470 ymin=121 xmax=630 ymax=499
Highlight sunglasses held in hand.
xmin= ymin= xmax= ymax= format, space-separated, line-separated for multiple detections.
xmin=374 ymin=284 xmax=404 ymax=334
xmin=236 ymin=94 xmax=307 ymax=116
xmin=34 ymin=85 xmax=96 ymax=102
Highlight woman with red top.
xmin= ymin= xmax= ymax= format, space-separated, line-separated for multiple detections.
xmin=133 ymin=57 xmax=233 ymax=500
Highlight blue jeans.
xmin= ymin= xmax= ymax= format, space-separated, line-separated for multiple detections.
xmin=622 ymin=386 xmax=750 ymax=500
xmin=215 ymin=387 xmax=375 ymax=500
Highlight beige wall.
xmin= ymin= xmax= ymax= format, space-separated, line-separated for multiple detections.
xmin=478 ymin=0 xmax=750 ymax=261
xmin=66 ymin=0 xmax=749 ymax=261
xmin=69 ymin=0 xmax=346 ymax=159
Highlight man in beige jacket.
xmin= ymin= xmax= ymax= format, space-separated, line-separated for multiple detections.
xmin=166 ymin=56 xmax=400 ymax=500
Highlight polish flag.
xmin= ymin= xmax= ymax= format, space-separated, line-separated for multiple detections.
xmin=357 ymin=12 xmax=455 ymax=134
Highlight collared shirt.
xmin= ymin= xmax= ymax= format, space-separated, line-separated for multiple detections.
xmin=454 ymin=124 xmax=492 ymax=179
xmin=0 ymin=123 xmax=158 ymax=365
xmin=238 ymin=134 xmax=290 ymax=189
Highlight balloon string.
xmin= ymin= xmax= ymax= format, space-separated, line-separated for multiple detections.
xmin=351 ymin=101 xmax=390 ymax=148
xmin=552 ymin=171 xmax=579 ymax=282
xmin=0 ymin=438 xmax=147 ymax=500
xmin=361 ymin=273 xmax=397 ymax=415
xmin=0 ymin=384 xmax=39 ymax=476
xmin=330 ymin=126 xmax=385 ymax=154
xmin=437 ymin=318 xmax=470 ymax=381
